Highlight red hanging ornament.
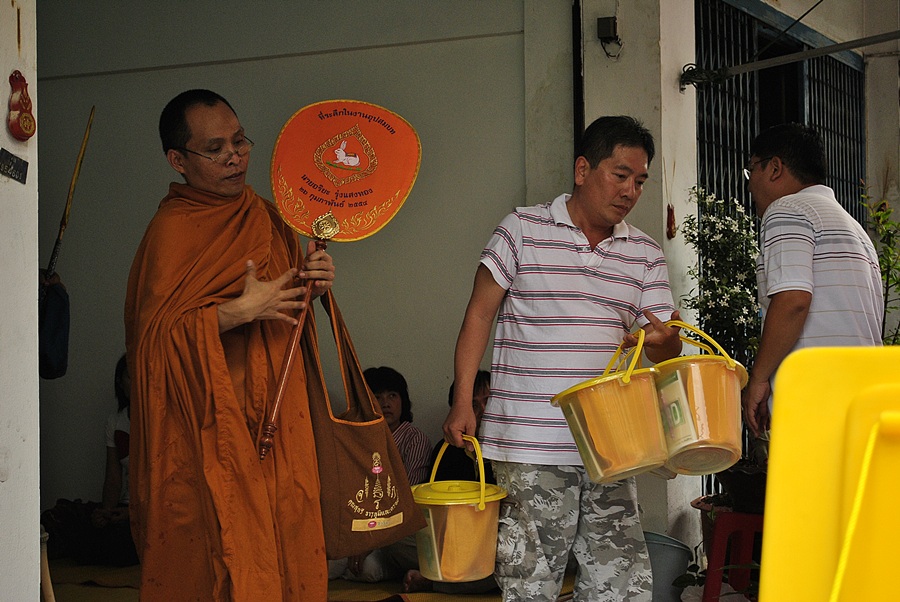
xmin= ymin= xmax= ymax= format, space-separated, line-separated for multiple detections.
xmin=8 ymin=70 xmax=36 ymax=141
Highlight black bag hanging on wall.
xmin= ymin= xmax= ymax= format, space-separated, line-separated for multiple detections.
xmin=39 ymin=276 xmax=69 ymax=379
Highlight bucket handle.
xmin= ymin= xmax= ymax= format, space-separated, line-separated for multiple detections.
xmin=665 ymin=319 xmax=737 ymax=370
xmin=430 ymin=434 xmax=487 ymax=510
xmin=602 ymin=328 xmax=645 ymax=384
xmin=830 ymin=409 xmax=900 ymax=601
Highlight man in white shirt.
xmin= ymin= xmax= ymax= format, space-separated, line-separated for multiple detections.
xmin=741 ymin=122 xmax=884 ymax=436
xmin=444 ymin=116 xmax=682 ymax=601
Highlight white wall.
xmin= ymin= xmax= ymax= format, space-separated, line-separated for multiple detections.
xmin=0 ymin=1 xmax=39 ymax=598
xmin=863 ymin=2 xmax=900 ymax=202
xmin=863 ymin=0 xmax=900 ymax=339
xmin=524 ymin=0 xmax=575 ymax=204
xmin=766 ymin=0 xmax=864 ymax=43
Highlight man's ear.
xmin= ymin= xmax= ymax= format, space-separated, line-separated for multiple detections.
xmin=573 ymin=156 xmax=590 ymax=186
xmin=166 ymin=149 xmax=187 ymax=175
xmin=768 ymin=156 xmax=784 ymax=181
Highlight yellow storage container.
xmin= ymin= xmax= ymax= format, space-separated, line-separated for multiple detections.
xmin=654 ymin=321 xmax=747 ymax=475
xmin=412 ymin=436 xmax=506 ymax=582
xmin=760 ymin=346 xmax=900 ymax=601
xmin=552 ymin=329 xmax=669 ymax=484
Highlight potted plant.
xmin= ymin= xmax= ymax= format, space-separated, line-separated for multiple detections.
xmin=680 ymin=185 xmax=767 ymax=542
xmin=861 ymin=182 xmax=900 ymax=345
xmin=680 ymin=186 xmax=760 ymax=369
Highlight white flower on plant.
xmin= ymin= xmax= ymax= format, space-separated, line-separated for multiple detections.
xmin=681 ymin=186 xmax=761 ymax=361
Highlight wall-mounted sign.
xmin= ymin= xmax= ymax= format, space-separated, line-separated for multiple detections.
xmin=0 ymin=147 xmax=28 ymax=184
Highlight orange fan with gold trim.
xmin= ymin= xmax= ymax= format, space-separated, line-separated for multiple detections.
xmin=259 ymin=100 xmax=421 ymax=459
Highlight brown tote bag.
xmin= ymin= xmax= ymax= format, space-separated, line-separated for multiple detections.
xmin=301 ymin=290 xmax=426 ymax=559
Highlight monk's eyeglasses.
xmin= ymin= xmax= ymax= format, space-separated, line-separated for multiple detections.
xmin=178 ymin=137 xmax=254 ymax=165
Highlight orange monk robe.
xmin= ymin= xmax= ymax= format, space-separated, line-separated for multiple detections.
xmin=124 ymin=182 xmax=327 ymax=601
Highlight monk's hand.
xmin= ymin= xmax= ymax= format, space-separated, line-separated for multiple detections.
xmin=218 ymin=261 xmax=306 ymax=332
xmin=299 ymin=239 xmax=335 ymax=299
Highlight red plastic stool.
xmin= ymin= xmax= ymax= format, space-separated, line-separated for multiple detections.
xmin=702 ymin=511 xmax=763 ymax=602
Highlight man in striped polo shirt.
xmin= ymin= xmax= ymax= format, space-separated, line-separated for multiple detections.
xmin=444 ymin=116 xmax=682 ymax=601
xmin=741 ymin=123 xmax=884 ymax=437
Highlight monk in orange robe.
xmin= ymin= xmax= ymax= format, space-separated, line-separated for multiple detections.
xmin=125 ymin=89 xmax=334 ymax=601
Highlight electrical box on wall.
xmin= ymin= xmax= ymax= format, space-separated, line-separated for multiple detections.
xmin=597 ymin=17 xmax=617 ymax=43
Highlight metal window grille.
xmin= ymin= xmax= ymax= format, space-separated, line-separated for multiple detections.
xmin=807 ymin=57 xmax=867 ymax=223
xmin=695 ymin=0 xmax=867 ymax=221
xmin=695 ymin=0 xmax=758 ymax=211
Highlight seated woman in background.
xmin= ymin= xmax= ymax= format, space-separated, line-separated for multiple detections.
xmin=91 ymin=354 xmax=138 ymax=566
xmin=40 ymin=354 xmax=138 ymax=566
xmin=89 ymin=354 xmax=138 ymax=566
xmin=330 ymin=366 xmax=431 ymax=583
xmin=365 ymin=366 xmax=432 ymax=486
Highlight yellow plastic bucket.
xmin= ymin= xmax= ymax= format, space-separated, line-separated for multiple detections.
xmin=653 ymin=320 xmax=748 ymax=475
xmin=411 ymin=435 xmax=507 ymax=582
xmin=551 ymin=330 xmax=668 ymax=484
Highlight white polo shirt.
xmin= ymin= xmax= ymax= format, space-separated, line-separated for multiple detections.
xmin=479 ymin=194 xmax=675 ymax=465
xmin=758 ymin=184 xmax=883 ymax=358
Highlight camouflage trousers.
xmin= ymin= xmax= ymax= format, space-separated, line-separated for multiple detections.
xmin=492 ymin=462 xmax=652 ymax=601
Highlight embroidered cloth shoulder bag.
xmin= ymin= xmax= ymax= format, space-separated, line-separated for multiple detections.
xmin=302 ymin=290 xmax=426 ymax=559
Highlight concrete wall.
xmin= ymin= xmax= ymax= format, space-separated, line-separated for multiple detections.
xmin=862 ymin=0 xmax=900 ymax=338
xmin=863 ymin=2 xmax=900 ymax=202
xmin=772 ymin=0 xmax=864 ymax=42
xmin=0 ymin=1 xmax=39 ymax=598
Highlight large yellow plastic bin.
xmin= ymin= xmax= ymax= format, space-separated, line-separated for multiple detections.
xmin=760 ymin=346 xmax=900 ymax=602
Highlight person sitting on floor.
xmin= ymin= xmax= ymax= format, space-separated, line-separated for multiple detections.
xmin=88 ymin=353 xmax=139 ymax=566
xmin=41 ymin=354 xmax=139 ymax=567
xmin=427 ymin=369 xmax=495 ymax=484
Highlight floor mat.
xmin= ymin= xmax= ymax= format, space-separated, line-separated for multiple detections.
xmin=49 ymin=559 xmax=575 ymax=601
xmin=50 ymin=559 xmax=140 ymax=589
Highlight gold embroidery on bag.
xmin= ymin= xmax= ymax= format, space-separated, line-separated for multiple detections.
xmin=347 ymin=452 xmax=405 ymax=530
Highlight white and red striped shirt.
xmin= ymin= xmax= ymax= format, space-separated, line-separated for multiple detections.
xmin=479 ymin=194 xmax=675 ymax=465
xmin=391 ymin=420 xmax=432 ymax=485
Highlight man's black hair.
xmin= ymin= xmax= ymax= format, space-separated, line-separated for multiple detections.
xmin=447 ymin=370 xmax=491 ymax=407
xmin=576 ymin=115 xmax=655 ymax=167
xmin=749 ymin=122 xmax=828 ymax=185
